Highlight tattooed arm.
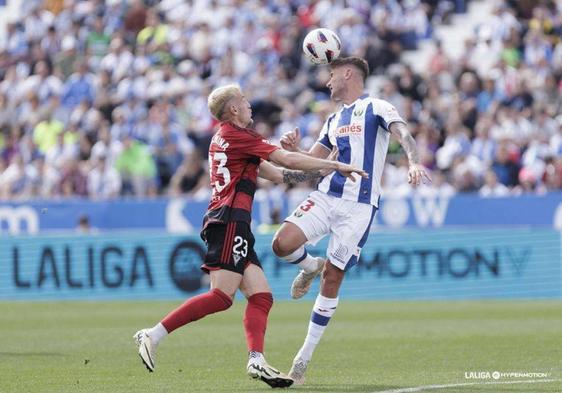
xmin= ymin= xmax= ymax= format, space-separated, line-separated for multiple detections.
xmin=389 ymin=121 xmax=432 ymax=186
xmin=258 ymin=160 xmax=324 ymax=184
xmin=282 ymin=169 xmax=323 ymax=184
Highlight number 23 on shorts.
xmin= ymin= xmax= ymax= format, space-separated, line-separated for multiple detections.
xmin=232 ymin=235 xmax=248 ymax=257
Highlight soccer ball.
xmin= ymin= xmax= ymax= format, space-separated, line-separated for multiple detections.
xmin=302 ymin=28 xmax=341 ymax=65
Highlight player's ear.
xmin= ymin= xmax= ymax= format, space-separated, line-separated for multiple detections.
xmin=344 ymin=67 xmax=353 ymax=80
xmin=227 ymin=101 xmax=238 ymax=117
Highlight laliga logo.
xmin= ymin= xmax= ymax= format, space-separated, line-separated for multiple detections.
xmin=0 ymin=206 xmax=39 ymax=234
xmin=168 ymin=240 xmax=207 ymax=293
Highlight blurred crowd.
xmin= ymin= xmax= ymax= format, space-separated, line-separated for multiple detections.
xmin=381 ymin=0 xmax=562 ymax=198
xmin=0 ymin=0 xmax=560 ymax=201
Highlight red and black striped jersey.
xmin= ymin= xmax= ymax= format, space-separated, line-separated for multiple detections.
xmin=203 ymin=122 xmax=279 ymax=229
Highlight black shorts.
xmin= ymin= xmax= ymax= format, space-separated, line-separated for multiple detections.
xmin=200 ymin=222 xmax=261 ymax=275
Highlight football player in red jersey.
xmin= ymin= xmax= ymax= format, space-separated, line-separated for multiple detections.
xmin=134 ymin=85 xmax=367 ymax=388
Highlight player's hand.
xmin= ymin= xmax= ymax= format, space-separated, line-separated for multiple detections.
xmin=280 ymin=127 xmax=301 ymax=152
xmin=335 ymin=162 xmax=369 ymax=182
xmin=319 ymin=148 xmax=338 ymax=176
xmin=408 ymin=163 xmax=432 ymax=186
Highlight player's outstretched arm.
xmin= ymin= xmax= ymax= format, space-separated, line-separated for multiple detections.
xmin=389 ymin=122 xmax=432 ymax=186
xmin=268 ymin=149 xmax=367 ymax=182
xmin=258 ymin=149 xmax=338 ymax=184
xmin=258 ymin=160 xmax=323 ymax=184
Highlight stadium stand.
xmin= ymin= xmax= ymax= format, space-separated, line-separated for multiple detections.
xmin=0 ymin=0 xmax=560 ymax=200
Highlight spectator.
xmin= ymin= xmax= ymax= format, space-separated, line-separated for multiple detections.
xmin=123 ymin=0 xmax=148 ymax=39
xmin=1 ymin=132 xmax=20 ymax=164
xmin=169 ymin=151 xmax=207 ymax=198
xmin=40 ymin=25 xmax=61 ymax=59
xmin=61 ymin=61 xmax=95 ymax=109
xmin=471 ymin=117 xmax=497 ymax=165
xmin=54 ymin=35 xmax=79 ymax=79
xmin=45 ymin=131 xmax=78 ymax=170
xmin=24 ymin=60 xmax=63 ymax=104
xmin=476 ymin=76 xmax=499 ymax=113
xmin=436 ymin=117 xmax=471 ymax=170
xmin=153 ymin=120 xmax=186 ymax=189
xmin=543 ymin=157 xmax=562 ymax=191
xmin=91 ymin=126 xmax=122 ymax=167
xmin=512 ymin=167 xmax=546 ymax=195
xmin=59 ymin=159 xmax=87 ymax=197
xmin=115 ymin=134 xmax=156 ymax=196
xmin=33 ymin=111 xmax=64 ymax=154
xmin=137 ymin=9 xmax=168 ymax=46
xmin=87 ymin=16 xmax=111 ymax=63
xmin=76 ymin=215 xmax=98 ymax=234
xmin=87 ymin=155 xmax=121 ymax=199
xmin=491 ymin=142 xmax=520 ymax=187
xmin=99 ymin=38 xmax=134 ymax=83
xmin=17 ymin=93 xmax=45 ymax=134
xmin=479 ymin=169 xmax=510 ymax=197
xmin=0 ymin=153 xmax=27 ymax=198
xmin=30 ymin=156 xmax=59 ymax=198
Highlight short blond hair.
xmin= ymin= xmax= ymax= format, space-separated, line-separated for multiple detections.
xmin=207 ymin=84 xmax=241 ymax=121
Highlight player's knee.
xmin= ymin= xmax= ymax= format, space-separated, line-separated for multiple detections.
xmin=271 ymin=234 xmax=294 ymax=257
xmin=211 ymin=288 xmax=235 ymax=310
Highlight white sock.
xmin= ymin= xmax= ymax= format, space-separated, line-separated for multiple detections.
xmin=297 ymin=294 xmax=338 ymax=362
xmin=282 ymin=246 xmax=318 ymax=273
xmin=147 ymin=322 xmax=168 ymax=345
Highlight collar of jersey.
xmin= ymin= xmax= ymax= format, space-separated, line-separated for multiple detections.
xmin=342 ymin=93 xmax=369 ymax=108
xmin=221 ymin=121 xmax=247 ymax=131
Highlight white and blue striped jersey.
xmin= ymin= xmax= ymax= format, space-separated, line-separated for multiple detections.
xmin=316 ymin=94 xmax=405 ymax=207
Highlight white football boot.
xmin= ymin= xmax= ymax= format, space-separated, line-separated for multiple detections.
xmin=291 ymin=257 xmax=325 ymax=299
xmin=247 ymin=353 xmax=294 ymax=388
xmin=288 ymin=357 xmax=309 ymax=385
xmin=134 ymin=329 xmax=157 ymax=372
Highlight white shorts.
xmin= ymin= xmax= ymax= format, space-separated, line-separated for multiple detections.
xmin=285 ymin=190 xmax=377 ymax=271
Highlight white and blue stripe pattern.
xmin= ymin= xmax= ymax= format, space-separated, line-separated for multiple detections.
xmin=311 ymin=311 xmax=333 ymax=326
xmin=316 ymin=95 xmax=404 ymax=207
xmin=344 ymin=205 xmax=377 ymax=271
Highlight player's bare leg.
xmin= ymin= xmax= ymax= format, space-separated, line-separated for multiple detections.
xmin=134 ymin=270 xmax=238 ymax=372
xmin=272 ymin=222 xmax=308 ymax=258
xmin=240 ymin=265 xmax=293 ymax=388
xmin=289 ymin=261 xmax=344 ymax=384
xmin=272 ymin=222 xmax=325 ymax=298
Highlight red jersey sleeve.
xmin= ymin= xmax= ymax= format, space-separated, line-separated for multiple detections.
xmin=233 ymin=130 xmax=279 ymax=160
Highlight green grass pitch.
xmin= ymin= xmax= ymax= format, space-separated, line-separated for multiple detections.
xmin=1 ymin=301 xmax=561 ymax=392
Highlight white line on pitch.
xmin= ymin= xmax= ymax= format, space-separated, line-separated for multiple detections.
xmin=374 ymin=378 xmax=562 ymax=393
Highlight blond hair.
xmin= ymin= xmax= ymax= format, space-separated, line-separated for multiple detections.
xmin=207 ymin=84 xmax=241 ymax=121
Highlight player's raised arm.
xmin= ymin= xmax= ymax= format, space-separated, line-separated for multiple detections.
xmin=280 ymin=127 xmax=332 ymax=159
xmin=389 ymin=121 xmax=432 ymax=186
